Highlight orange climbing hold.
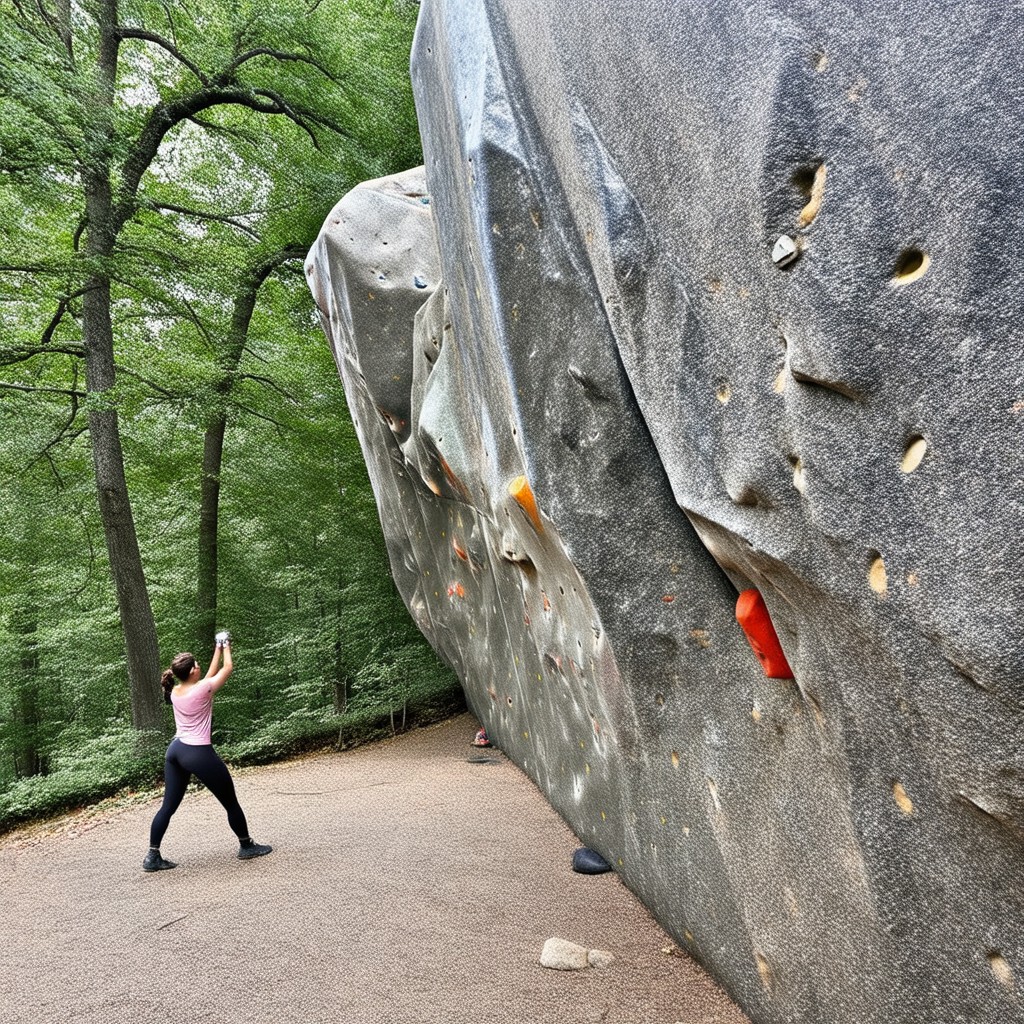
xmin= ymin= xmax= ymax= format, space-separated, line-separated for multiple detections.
xmin=446 ymin=582 xmax=465 ymax=599
xmin=735 ymin=589 xmax=794 ymax=679
xmin=508 ymin=475 xmax=543 ymax=532
xmin=439 ymin=455 xmax=470 ymax=499
xmin=452 ymin=536 xmax=469 ymax=561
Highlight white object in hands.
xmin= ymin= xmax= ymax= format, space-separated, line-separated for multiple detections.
xmin=215 ymin=630 xmax=232 ymax=647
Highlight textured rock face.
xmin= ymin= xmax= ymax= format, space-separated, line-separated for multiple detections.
xmin=307 ymin=4 xmax=1024 ymax=1023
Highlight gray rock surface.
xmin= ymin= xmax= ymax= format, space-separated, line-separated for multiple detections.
xmin=307 ymin=4 xmax=1024 ymax=1024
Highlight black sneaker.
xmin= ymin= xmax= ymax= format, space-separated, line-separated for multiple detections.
xmin=237 ymin=842 xmax=272 ymax=860
xmin=142 ymin=850 xmax=177 ymax=872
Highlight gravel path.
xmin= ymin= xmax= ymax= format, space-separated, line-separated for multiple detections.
xmin=0 ymin=714 xmax=750 ymax=1024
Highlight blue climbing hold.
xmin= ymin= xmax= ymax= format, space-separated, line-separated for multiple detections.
xmin=414 ymin=276 xmax=428 ymax=289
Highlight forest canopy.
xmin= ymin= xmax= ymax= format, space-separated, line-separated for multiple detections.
xmin=0 ymin=0 xmax=461 ymax=829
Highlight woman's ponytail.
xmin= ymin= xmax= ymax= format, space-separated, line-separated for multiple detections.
xmin=161 ymin=668 xmax=176 ymax=704
xmin=161 ymin=652 xmax=197 ymax=704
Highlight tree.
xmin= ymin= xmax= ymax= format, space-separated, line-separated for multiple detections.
xmin=197 ymin=244 xmax=306 ymax=648
xmin=0 ymin=0 xmax=422 ymax=731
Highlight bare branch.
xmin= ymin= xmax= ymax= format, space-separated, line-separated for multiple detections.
xmin=174 ymin=295 xmax=215 ymax=348
xmin=0 ymin=382 xmax=87 ymax=397
xmin=251 ymin=88 xmax=322 ymax=149
xmin=72 ymin=216 xmax=88 ymax=251
xmin=115 ymin=85 xmax=303 ymax=225
xmin=0 ymin=343 xmax=85 ymax=366
xmin=39 ymin=290 xmax=87 ymax=347
xmin=12 ymin=0 xmax=71 ymax=61
xmin=230 ymin=400 xmax=288 ymax=432
xmin=117 ymin=27 xmax=210 ymax=85
xmin=24 ymin=385 xmax=86 ymax=476
xmin=242 ymin=343 xmax=270 ymax=364
xmin=185 ymin=113 xmax=260 ymax=146
xmin=219 ymin=47 xmax=336 ymax=83
xmin=240 ymin=372 xmax=297 ymax=402
xmin=116 ymin=239 xmax=191 ymax=269
xmin=68 ymin=500 xmax=99 ymax=601
xmin=113 ymin=364 xmax=179 ymax=400
xmin=143 ymin=200 xmax=261 ymax=239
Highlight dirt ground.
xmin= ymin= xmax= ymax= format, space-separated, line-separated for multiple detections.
xmin=0 ymin=713 xmax=750 ymax=1024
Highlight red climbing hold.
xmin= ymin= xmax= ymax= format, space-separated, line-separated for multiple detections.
xmin=735 ymin=589 xmax=794 ymax=679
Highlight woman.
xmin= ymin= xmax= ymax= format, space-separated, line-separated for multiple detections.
xmin=144 ymin=631 xmax=272 ymax=871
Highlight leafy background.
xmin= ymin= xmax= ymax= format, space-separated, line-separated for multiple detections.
xmin=0 ymin=0 xmax=462 ymax=830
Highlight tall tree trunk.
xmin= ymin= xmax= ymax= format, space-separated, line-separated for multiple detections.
xmin=11 ymin=604 xmax=45 ymax=778
xmin=197 ymin=417 xmax=226 ymax=649
xmin=197 ymin=247 xmax=305 ymax=649
xmin=80 ymin=0 xmax=162 ymax=733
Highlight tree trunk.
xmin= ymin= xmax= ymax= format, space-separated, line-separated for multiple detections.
xmin=11 ymin=605 xmax=45 ymax=778
xmin=196 ymin=247 xmax=304 ymax=647
xmin=80 ymin=0 xmax=162 ymax=733
xmin=86 ymin=395 xmax=163 ymax=731
xmin=197 ymin=415 xmax=226 ymax=649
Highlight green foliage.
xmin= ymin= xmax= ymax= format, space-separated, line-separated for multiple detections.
xmin=0 ymin=0 xmax=465 ymax=833
xmin=0 ymin=725 xmax=165 ymax=829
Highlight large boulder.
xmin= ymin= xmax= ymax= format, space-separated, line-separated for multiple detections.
xmin=307 ymin=3 xmax=1024 ymax=1023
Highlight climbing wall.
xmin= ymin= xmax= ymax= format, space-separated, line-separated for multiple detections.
xmin=306 ymin=4 xmax=1024 ymax=1023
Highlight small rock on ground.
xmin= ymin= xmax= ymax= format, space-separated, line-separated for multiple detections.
xmin=541 ymin=937 xmax=591 ymax=970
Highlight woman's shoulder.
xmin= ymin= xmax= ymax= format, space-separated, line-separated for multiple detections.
xmin=171 ymin=681 xmax=214 ymax=703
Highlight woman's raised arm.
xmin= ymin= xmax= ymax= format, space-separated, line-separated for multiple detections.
xmin=207 ymin=635 xmax=234 ymax=693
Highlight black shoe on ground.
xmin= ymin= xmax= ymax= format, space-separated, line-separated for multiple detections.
xmin=142 ymin=850 xmax=177 ymax=872
xmin=237 ymin=841 xmax=272 ymax=860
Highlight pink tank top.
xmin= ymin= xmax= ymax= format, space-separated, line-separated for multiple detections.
xmin=171 ymin=682 xmax=215 ymax=745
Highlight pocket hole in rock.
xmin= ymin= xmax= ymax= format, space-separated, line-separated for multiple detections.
xmin=987 ymin=951 xmax=1015 ymax=990
xmin=892 ymin=248 xmax=930 ymax=286
xmin=795 ymin=164 xmax=827 ymax=227
xmin=868 ymin=552 xmax=888 ymax=595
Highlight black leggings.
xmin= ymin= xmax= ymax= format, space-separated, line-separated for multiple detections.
xmin=149 ymin=738 xmax=249 ymax=848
